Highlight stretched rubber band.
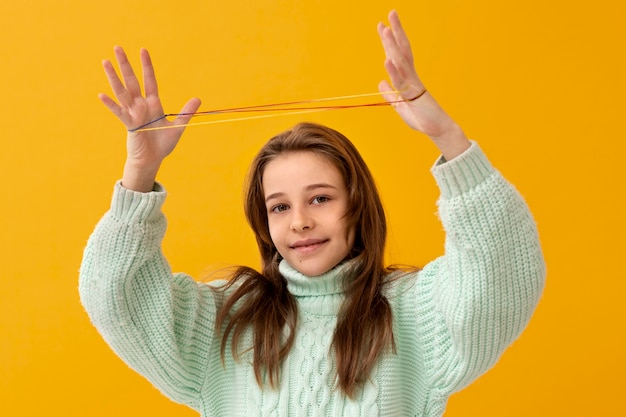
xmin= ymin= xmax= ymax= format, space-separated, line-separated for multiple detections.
xmin=134 ymin=108 xmax=333 ymax=132
xmin=128 ymin=89 xmax=427 ymax=132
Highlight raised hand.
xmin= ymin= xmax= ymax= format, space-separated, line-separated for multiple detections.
xmin=99 ymin=46 xmax=201 ymax=191
xmin=378 ymin=10 xmax=469 ymax=159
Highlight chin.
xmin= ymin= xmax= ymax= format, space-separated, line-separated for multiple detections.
xmin=292 ymin=263 xmax=334 ymax=277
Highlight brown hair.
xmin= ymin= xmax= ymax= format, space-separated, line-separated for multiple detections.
xmin=215 ymin=122 xmax=397 ymax=397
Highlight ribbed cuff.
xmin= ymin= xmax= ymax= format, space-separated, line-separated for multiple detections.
xmin=431 ymin=141 xmax=495 ymax=199
xmin=109 ymin=181 xmax=167 ymax=224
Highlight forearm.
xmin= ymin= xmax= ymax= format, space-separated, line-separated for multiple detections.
xmin=79 ymin=182 xmax=169 ymax=327
xmin=428 ymin=143 xmax=545 ymax=390
xmin=78 ymin=183 xmax=213 ymax=406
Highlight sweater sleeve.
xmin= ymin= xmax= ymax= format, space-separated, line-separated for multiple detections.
xmin=417 ymin=142 xmax=546 ymax=399
xmin=78 ymin=182 xmax=219 ymax=410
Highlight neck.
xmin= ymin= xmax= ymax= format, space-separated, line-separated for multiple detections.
xmin=279 ymin=260 xmax=355 ymax=316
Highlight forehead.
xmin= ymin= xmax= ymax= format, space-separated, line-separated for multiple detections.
xmin=262 ymin=151 xmax=345 ymax=194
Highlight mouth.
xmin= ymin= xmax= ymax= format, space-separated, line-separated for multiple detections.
xmin=290 ymin=238 xmax=328 ymax=253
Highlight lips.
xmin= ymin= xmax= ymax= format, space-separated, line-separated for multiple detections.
xmin=289 ymin=238 xmax=328 ymax=253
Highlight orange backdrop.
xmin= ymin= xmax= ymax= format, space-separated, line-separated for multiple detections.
xmin=1 ymin=0 xmax=624 ymax=416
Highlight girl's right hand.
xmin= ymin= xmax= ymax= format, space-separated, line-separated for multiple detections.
xmin=99 ymin=46 xmax=201 ymax=192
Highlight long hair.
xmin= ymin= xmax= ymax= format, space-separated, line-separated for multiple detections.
xmin=215 ymin=122 xmax=396 ymax=397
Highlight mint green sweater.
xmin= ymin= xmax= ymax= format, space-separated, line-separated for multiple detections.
xmin=79 ymin=142 xmax=545 ymax=416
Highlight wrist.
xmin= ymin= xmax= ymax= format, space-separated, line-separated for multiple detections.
xmin=122 ymin=159 xmax=161 ymax=192
xmin=429 ymin=122 xmax=471 ymax=161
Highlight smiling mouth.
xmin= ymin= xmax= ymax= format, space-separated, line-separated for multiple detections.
xmin=290 ymin=239 xmax=328 ymax=253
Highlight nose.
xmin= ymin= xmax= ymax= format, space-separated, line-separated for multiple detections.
xmin=290 ymin=206 xmax=314 ymax=232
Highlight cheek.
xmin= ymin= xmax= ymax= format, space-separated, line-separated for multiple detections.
xmin=347 ymin=227 xmax=356 ymax=248
xmin=266 ymin=218 xmax=282 ymax=246
xmin=266 ymin=224 xmax=287 ymax=260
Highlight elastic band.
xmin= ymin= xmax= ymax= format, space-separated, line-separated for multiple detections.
xmin=127 ymin=90 xmax=426 ymax=132
xmin=128 ymin=115 xmax=168 ymax=132
xmin=407 ymin=88 xmax=427 ymax=101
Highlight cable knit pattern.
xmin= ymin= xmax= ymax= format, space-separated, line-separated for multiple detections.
xmin=79 ymin=142 xmax=545 ymax=416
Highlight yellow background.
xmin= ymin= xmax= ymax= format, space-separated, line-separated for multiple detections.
xmin=1 ymin=0 xmax=624 ymax=415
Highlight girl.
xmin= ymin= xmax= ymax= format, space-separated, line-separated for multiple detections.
xmin=79 ymin=10 xmax=545 ymax=417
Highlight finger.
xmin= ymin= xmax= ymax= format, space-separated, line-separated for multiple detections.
xmin=172 ymin=97 xmax=202 ymax=127
xmin=379 ymin=13 xmax=417 ymax=85
xmin=383 ymin=58 xmax=410 ymax=95
xmin=378 ymin=21 xmax=403 ymax=66
xmin=98 ymin=92 xmax=121 ymax=114
xmin=379 ymin=24 xmax=405 ymax=72
xmin=380 ymin=24 xmax=407 ymax=70
xmin=102 ymin=59 xmax=131 ymax=105
xmin=140 ymin=48 xmax=159 ymax=99
xmin=113 ymin=46 xmax=142 ymax=98
xmin=99 ymin=92 xmax=137 ymax=124
xmin=384 ymin=57 xmax=426 ymax=102
xmin=388 ymin=10 xmax=414 ymax=66
xmin=377 ymin=80 xmax=398 ymax=103
xmin=380 ymin=26 xmax=422 ymax=99
xmin=98 ymin=92 xmax=133 ymax=126
xmin=377 ymin=22 xmax=389 ymax=58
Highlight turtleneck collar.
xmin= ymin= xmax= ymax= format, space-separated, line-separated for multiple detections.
xmin=279 ymin=260 xmax=355 ymax=316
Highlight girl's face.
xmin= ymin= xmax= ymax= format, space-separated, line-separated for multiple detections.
xmin=263 ymin=151 xmax=355 ymax=277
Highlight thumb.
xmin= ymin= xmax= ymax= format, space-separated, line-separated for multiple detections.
xmin=378 ymin=80 xmax=399 ymax=104
xmin=172 ymin=97 xmax=202 ymax=127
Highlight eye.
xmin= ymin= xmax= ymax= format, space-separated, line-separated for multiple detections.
xmin=311 ymin=196 xmax=330 ymax=205
xmin=270 ymin=203 xmax=289 ymax=213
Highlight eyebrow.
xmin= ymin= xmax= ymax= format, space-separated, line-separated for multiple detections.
xmin=265 ymin=183 xmax=338 ymax=203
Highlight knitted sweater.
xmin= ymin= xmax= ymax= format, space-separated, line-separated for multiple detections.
xmin=79 ymin=142 xmax=545 ymax=416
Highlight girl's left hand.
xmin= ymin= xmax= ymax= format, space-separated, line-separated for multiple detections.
xmin=378 ymin=10 xmax=470 ymax=158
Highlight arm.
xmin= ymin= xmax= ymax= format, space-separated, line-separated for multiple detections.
xmin=378 ymin=10 xmax=545 ymax=396
xmin=79 ymin=48 xmax=212 ymax=407
xmin=79 ymin=183 xmax=218 ymax=408
xmin=424 ymin=143 xmax=545 ymax=395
